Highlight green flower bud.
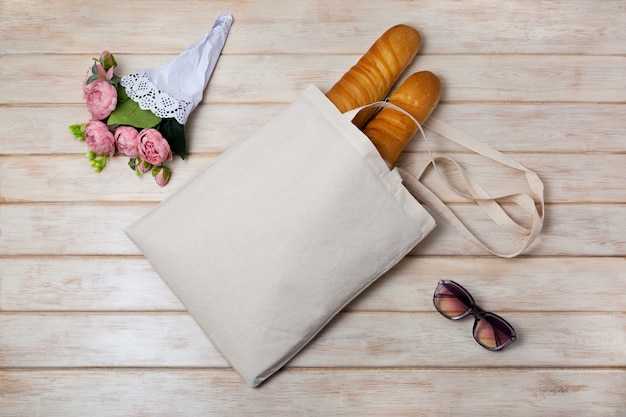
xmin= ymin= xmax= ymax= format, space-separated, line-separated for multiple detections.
xmin=69 ymin=123 xmax=87 ymax=141
xmin=88 ymin=154 xmax=108 ymax=173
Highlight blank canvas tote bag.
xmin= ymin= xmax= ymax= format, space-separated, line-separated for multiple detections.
xmin=126 ymin=85 xmax=436 ymax=386
xmin=126 ymin=85 xmax=543 ymax=387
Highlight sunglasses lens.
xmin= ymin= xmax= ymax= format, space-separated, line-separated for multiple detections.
xmin=434 ymin=281 xmax=473 ymax=319
xmin=474 ymin=314 xmax=516 ymax=350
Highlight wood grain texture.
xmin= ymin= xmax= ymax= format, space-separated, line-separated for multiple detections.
xmin=3 ymin=54 xmax=625 ymax=104
xmin=2 ymin=0 xmax=625 ymax=55
xmin=1 ymin=0 xmax=625 ymax=415
xmin=2 ymin=153 xmax=625 ymax=203
xmin=2 ymin=256 xmax=624 ymax=312
xmin=2 ymin=312 xmax=624 ymax=368
xmin=1 ymin=369 xmax=624 ymax=417
xmin=0 ymin=257 xmax=185 ymax=312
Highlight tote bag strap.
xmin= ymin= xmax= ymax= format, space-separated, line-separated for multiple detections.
xmin=344 ymin=103 xmax=545 ymax=258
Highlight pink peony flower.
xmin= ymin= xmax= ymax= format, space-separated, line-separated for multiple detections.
xmin=153 ymin=166 xmax=171 ymax=187
xmin=138 ymin=129 xmax=173 ymax=165
xmin=86 ymin=79 xmax=117 ymax=120
xmin=114 ymin=126 xmax=140 ymax=157
xmin=84 ymin=120 xmax=115 ymax=156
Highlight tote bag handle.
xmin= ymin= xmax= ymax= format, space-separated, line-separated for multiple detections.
xmin=343 ymin=103 xmax=545 ymax=258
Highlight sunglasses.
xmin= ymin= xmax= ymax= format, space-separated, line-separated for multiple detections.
xmin=433 ymin=280 xmax=517 ymax=351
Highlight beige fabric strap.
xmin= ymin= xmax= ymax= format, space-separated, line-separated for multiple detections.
xmin=344 ymin=104 xmax=545 ymax=258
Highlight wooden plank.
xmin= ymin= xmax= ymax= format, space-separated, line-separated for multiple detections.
xmin=1 ymin=312 xmax=624 ymax=368
xmin=1 ymin=203 xmax=625 ymax=257
xmin=5 ymin=368 xmax=626 ymax=416
xmin=2 ymin=54 xmax=625 ymax=105
xmin=0 ymin=257 xmax=184 ymax=312
xmin=2 ymin=153 xmax=624 ymax=204
xmin=3 ymin=103 xmax=625 ymax=156
xmin=413 ymin=103 xmax=626 ymax=154
xmin=1 ymin=369 xmax=624 ymax=417
xmin=2 ymin=0 xmax=625 ymax=55
xmin=2 ymin=256 xmax=624 ymax=312
xmin=0 ymin=313 xmax=225 ymax=368
xmin=0 ymin=204 xmax=144 ymax=256
xmin=0 ymin=154 xmax=214 ymax=203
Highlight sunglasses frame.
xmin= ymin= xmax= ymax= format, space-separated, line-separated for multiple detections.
xmin=433 ymin=280 xmax=517 ymax=351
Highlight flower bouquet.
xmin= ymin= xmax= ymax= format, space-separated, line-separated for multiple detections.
xmin=69 ymin=14 xmax=233 ymax=187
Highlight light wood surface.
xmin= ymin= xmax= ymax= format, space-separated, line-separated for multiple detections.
xmin=1 ymin=1 xmax=625 ymax=416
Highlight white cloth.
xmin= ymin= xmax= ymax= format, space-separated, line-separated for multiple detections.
xmin=121 ymin=13 xmax=233 ymax=124
xmin=125 ymin=85 xmax=436 ymax=387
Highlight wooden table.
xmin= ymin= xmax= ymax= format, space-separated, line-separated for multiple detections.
xmin=1 ymin=1 xmax=625 ymax=415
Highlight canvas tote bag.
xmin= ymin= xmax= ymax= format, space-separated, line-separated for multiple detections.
xmin=125 ymin=85 xmax=543 ymax=387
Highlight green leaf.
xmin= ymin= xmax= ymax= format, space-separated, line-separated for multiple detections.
xmin=159 ymin=118 xmax=187 ymax=159
xmin=117 ymin=83 xmax=130 ymax=102
xmin=86 ymin=74 xmax=98 ymax=85
xmin=109 ymin=75 xmax=121 ymax=86
xmin=107 ymin=86 xmax=161 ymax=129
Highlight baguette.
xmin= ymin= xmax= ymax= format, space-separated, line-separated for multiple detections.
xmin=326 ymin=24 xmax=421 ymax=124
xmin=363 ymin=70 xmax=441 ymax=165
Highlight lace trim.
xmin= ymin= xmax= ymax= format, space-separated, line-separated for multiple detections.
xmin=120 ymin=72 xmax=192 ymax=124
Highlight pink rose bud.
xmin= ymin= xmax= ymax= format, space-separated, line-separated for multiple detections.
xmin=153 ymin=166 xmax=171 ymax=187
xmin=114 ymin=126 xmax=140 ymax=157
xmin=86 ymin=79 xmax=117 ymax=120
xmin=99 ymin=50 xmax=117 ymax=71
xmin=138 ymin=128 xmax=173 ymax=166
xmin=84 ymin=120 xmax=116 ymax=156
xmin=99 ymin=50 xmax=110 ymax=62
xmin=137 ymin=158 xmax=153 ymax=174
